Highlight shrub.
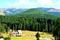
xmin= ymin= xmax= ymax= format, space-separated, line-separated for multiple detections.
xmin=4 ymin=37 xmax=10 ymax=40
xmin=35 ymin=32 xmax=40 ymax=40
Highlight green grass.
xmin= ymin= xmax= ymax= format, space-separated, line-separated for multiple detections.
xmin=11 ymin=37 xmax=36 ymax=40
xmin=1 ymin=30 xmax=54 ymax=40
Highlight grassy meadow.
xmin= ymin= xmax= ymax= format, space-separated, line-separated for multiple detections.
xmin=1 ymin=30 xmax=54 ymax=40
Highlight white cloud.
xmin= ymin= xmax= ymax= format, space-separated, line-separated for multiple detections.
xmin=54 ymin=0 xmax=60 ymax=9
xmin=13 ymin=0 xmax=38 ymax=8
xmin=13 ymin=0 xmax=29 ymax=6
xmin=37 ymin=0 xmax=53 ymax=7
xmin=6 ymin=11 xmax=11 ymax=13
xmin=5 ymin=0 xmax=36 ymax=8
xmin=5 ymin=0 xmax=60 ymax=9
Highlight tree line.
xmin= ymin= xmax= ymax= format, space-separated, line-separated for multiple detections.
xmin=0 ymin=15 xmax=60 ymax=40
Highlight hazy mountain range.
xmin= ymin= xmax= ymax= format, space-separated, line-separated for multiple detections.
xmin=0 ymin=8 xmax=60 ymax=16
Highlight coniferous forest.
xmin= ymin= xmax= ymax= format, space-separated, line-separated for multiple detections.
xmin=0 ymin=9 xmax=60 ymax=40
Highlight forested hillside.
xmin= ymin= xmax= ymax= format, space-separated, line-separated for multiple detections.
xmin=13 ymin=9 xmax=58 ymax=19
xmin=0 ymin=9 xmax=60 ymax=40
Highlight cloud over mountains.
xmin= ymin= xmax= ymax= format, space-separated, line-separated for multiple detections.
xmin=0 ymin=0 xmax=60 ymax=9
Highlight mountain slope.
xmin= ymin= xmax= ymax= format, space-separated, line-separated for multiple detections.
xmin=20 ymin=9 xmax=47 ymax=14
xmin=3 ymin=8 xmax=27 ymax=15
xmin=0 ymin=8 xmax=60 ymax=17
xmin=48 ymin=9 xmax=60 ymax=12
xmin=37 ymin=8 xmax=60 ymax=16
xmin=13 ymin=9 xmax=58 ymax=20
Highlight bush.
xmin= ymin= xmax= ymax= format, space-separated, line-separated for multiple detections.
xmin=4 ymin=37 xmax=10 ymax=40
xmin=35 ymin=32 xmax=40 ymax=38
xmin=35 ymin=32 xmax=40 ymax=40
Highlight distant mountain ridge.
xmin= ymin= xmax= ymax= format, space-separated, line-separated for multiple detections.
xmin=3 ymin=8 xmax=28 ymax=15
xmin=12 ymin=8 xmax=58 ymax=20
xmin=38 ymin=8 xmax=60 ymax=17
xmin=0 ymin=8 xmax=60 ymax=16
xmin=0 ymin=8 xmax=28 ymax=15
xmin=48 ymin=9 xmax=60 ymax=12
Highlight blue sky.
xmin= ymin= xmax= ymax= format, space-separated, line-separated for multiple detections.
xmin=0 ymin=0 xmax=60 ymax=9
